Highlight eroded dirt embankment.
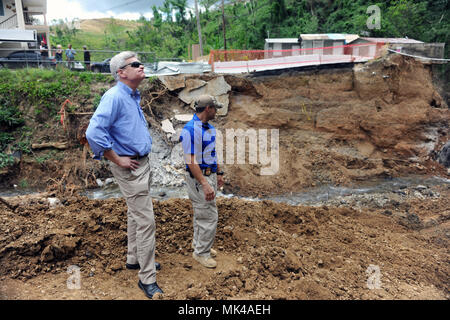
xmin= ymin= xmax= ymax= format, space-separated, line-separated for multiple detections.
xmin=218 ymin=55 xmax=449 ymax=197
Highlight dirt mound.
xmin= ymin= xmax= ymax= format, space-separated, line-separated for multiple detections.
xmin=1 ymin=185 xmax=448 ymax=299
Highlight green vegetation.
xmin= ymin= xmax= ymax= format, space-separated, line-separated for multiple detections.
xmin=49 ymin=0 xmax=449 ymax=61
xmin=0 ymin=68 xmax=114 ymax=169
xmin=35 ymin=150 xmax=63 ymax=164
xmin=0 ymin=152 xmax=14 ymax=169
xmin=0 ymin=68 xmax=113 ymax=123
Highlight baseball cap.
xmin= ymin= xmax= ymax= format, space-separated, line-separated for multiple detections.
xmin=196 ymin=95 xmax=223 ymax=109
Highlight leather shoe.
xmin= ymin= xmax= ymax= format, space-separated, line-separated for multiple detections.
xmin=138 ymin=281 xmax=163 ymax=299
xmin=126 ymin=262 xmax=161 ymax=271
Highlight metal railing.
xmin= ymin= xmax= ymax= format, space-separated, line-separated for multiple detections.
xmin=0 ymin=48 xmax=158 ymax=72
xmin=23 ymin=11 xmax=46 ymax=26
xmin=0 ymin=14 xmax=18 ymax=29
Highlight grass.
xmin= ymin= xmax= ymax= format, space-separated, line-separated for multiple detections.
xmin=0 ymin=68 xmax=114 ymax=169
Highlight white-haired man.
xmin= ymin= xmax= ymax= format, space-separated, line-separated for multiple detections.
xmin=86 ymin=51 xmax=163 ymax=299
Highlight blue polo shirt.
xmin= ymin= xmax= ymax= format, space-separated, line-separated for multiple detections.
xmin=86 ymin=81 xmax=152 ymax=160
xmin=179 ymin=114 xmax=218 ymax=172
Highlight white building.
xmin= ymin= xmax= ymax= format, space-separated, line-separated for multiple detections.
xmin=0 ymin=0 xmax=50 ymax=56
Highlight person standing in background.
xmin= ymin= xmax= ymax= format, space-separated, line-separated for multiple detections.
xmin=55 ymin=45 xmax=63 ymax=67
xmin=65 ymin=44 xmax=76 ymax=69
xmin=83 ymin=45 xmax=91 ymax=71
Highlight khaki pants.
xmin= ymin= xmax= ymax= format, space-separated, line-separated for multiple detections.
xmin=185 ymin=172 xmax=218 ymax=257
xmin=110 ymin=157 xmax=156 ymax=284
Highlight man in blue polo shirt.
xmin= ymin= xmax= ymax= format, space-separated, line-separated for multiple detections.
xmin=180 ymin=95 xmax=224 ymax=268
xmin=86 ymin=51 xmax=163 ymax=299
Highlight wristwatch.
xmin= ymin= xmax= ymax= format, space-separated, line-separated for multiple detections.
xmin=217 ymin=171 xmax=224 ymax=176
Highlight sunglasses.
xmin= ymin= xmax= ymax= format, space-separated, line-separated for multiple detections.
xmin=120 ymin=61 xmax=144 ymax=69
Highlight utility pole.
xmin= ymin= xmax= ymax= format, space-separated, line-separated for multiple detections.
xmin=194 ymin=0 xmax=203 ymax=57
xmin=221 ymin=0 xmax=227 ymax=51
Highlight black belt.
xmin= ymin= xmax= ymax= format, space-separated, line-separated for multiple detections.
xmin=119 ymin=153 xmax=148 ymax=160
xmin=187 ymin=167 xmax=216 ymax=178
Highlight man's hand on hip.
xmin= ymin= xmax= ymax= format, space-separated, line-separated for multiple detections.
xmin=104 ymin=150 xmax=140 ymax=170
xmin=117 ymin=157 xmax=140 ymax=170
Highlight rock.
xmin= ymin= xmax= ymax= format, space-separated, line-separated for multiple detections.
xmin=104 ymin=178 xmax=115 ymax=186
xmin=185 ymin=78 xmax=207 ymax=92
xmin=159 ymin=75 xmax=185 ymax=91
xmin=183 ymin=263 xmax=193 ymax=270
xmin=413 ymin=191 xmax=425 ymax=199
xmin=110 ymin=263 xmax=123 ymax=271
xmin=96 ymin=179 xmax=104 ymax=187
xmin=161 ymin=119 xmax=176 ymax=134
xmin=47 ymin=198 xmax=61 ymax=208
xmin=40 ymin=245 xmax=54 ymax=262
xmin=438 ymin=141 xmax=450 ymax=168
xmin=174 ymin=114 xmax=194 ymax=122
xmin=178 ymin=76 xmax=231 ymax=116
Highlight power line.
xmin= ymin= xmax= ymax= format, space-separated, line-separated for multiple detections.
xmin=105 ymin=0 xmax=147 ymax=12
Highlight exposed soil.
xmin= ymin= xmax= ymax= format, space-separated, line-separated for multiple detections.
xmin=0 ymin=183 xmax=448 ymax=300
xmin=0 ymin=54 xmax=449 ymax=300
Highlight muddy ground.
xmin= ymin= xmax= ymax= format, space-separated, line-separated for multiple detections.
xmin=0 ymin=182 xmax=448 ymax=300
xmin=0 ymin=54 xmax=449 ymax=300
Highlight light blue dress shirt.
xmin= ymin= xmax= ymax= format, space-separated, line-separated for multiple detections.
xmin=86 ymin=81 xmax=152 ymax=160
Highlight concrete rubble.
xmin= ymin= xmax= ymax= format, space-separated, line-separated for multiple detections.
xmin=158 ymin=75 xmax=231 ymax=117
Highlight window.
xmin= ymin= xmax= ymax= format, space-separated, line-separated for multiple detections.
xmin=0 ymin=0 xmax=4 ymax=16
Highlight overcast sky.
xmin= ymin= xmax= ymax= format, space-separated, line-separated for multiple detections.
xmin=47 ymin=0 xmax=197 ymax=22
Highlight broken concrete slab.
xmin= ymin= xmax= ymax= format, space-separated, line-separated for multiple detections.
xmin=174 ymin=114 xmax=194 ymax=122
xmin=178 ymin=76 xmax=232 ymax=116
xmin=215 ymin=94 xmax=229 ymax=116
xmin=178 ymin=76 xmax=231 ymax=105
xmin=158 ymin=75 xmax=186 ymax=91
xmin=185 ymin=78 xmax=207 ymax=92
xmin=161 ymin=119 xmax=176 ymax=134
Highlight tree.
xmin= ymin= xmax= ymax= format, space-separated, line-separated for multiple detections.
xmin=170 ymin=0 xmax=188 ymax=24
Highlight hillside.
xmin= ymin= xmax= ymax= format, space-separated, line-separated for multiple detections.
xmin=79 ymin=18 xmax=141 ymax=34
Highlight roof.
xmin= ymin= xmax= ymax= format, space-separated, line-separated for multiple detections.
xmin=359 ymin=37 xmax=423 ymax=44
xmin=265 ymin=38 xmax=299 ymax=44
xmin=300 ymin=34 xmax=359 ymax=43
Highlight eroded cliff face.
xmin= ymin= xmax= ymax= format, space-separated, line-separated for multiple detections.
xmin=214 ymin=54 xmax=449 ymax=196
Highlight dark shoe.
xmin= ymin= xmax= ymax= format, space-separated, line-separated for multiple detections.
xmin=138 ymin=281 xmax=163 ymax=299
xmin=125 ymin=263 xmax=140 ymax=270
xmin=126 ymin=262 xmax=161 ymax=271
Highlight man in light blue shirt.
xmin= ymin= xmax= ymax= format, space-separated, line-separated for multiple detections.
xmin=65 ymin=44 xmax=76 ymax=69
xmin=86 ymin=51 xmax=163 ymax=299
